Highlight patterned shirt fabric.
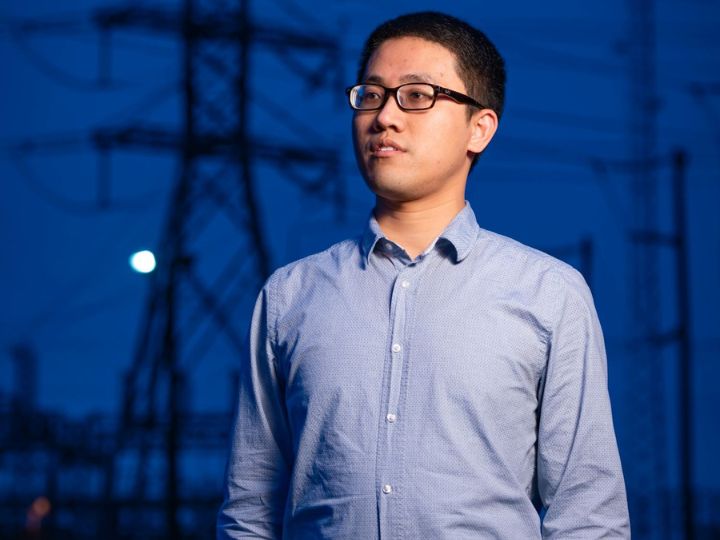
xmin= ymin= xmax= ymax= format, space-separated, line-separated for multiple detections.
xmin=217 ymin=203 xmax=630 ymax=539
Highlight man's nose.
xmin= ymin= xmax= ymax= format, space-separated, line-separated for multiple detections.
xmin=373 ymin=91 xmax=404 ymax=130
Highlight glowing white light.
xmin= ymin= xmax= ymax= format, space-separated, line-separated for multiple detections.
xmin=129 ymin=250 xmax=156 ymax=273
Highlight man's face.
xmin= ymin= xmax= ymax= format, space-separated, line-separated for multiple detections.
xmin=352 ymin=36 xmax=486 ymax=205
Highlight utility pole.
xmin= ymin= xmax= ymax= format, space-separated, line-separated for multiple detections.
xmin=627 ymin=149 xmax=695 ymax=539
xmin=89 ymin=1 xmax=342 ymax=536
xmin=673 ymin=149 xmax=694 ymax=540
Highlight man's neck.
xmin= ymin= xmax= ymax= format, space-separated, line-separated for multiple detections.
xmin=374 ymin=197 xmax=466 ymax=260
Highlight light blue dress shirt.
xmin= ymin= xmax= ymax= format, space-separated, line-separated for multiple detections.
xmin=217 ymin=203 xmax=630 ymax=539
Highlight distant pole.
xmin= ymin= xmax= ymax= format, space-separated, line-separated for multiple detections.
xmin=9 ymin=343 xmax=37 ymax=413
xmin=673 ymin=149 xmax=694 ymax=540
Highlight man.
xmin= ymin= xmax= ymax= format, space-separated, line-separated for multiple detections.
xmin=218 ymin=11 xmax=630 ymax=539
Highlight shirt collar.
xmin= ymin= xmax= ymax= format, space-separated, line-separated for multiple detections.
xmin=360 ymin=212 xmax=386 ymax=264
xmin=437 ymin=202 xmax=480 ymax=262
xmin=360 ymin=202 xmax=480 ymax=265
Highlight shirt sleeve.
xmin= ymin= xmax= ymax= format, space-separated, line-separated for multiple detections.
xmin=217 ymin=282 xmax=293 ymax=539
xmin=537 ymin=268 xmax=630 ymax=538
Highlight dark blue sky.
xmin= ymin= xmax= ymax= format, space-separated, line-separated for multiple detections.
xmin=1 ymin=0 xmax=719 ymax=511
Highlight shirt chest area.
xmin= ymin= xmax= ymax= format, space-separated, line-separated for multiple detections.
xmin=275 ymin=258 xmax=550 ymax=417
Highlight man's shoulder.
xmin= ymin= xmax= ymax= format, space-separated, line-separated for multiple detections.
xmin=265 ymin=236 xmax=361 ymax=291
xmin=475 ymin=228 xmax=589 ymax=292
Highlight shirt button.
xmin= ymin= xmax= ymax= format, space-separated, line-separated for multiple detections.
xmin=400 ymin=279 xmax=410 ymax=288
xmin=382 ymin=484 xmax=392 ymax=494
xmin=391 ymin=343 xmax=402 ymax=353
xmin=386 ymin=413 xmax=397 ymax=423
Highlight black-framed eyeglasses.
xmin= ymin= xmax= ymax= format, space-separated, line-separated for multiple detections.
xmin=345 ymin=82 xmax=485 ymax=111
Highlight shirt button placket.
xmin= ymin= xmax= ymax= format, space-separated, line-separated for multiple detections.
xmin=379 ymin=271 xmax=412 ymax=535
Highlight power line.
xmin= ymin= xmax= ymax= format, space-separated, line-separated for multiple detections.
xmin=7 ymin=26 xmax=117 ymax=91
xmin=9 ymin=150 xmax=160 ymax=215
xmin=508 ymin=107 xmax=626 ymax=135
xmin=269 ymin=0 xmax=326 ymax=29
xmin=0 ymin=12 xmax=91 ymax=35
xmin=97 ymin=79 xmax=179 ymax=125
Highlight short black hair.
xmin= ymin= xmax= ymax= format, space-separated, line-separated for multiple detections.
xmin=356 ymin=12 xmax=506 ymax=121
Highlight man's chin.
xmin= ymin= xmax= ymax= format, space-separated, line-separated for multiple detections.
xmin=367 ymin=184 xmax=424 ymax=206
xmin=363 ymin=165 xmax=408 ymax=185
xmin=364 ymin=176 xmax=405 ymax=199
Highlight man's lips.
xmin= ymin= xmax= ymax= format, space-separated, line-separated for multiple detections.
xmin=369 ymin=138 xmax=405 ymax=157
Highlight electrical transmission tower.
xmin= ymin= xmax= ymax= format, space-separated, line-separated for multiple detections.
xmin=625 ymin=0 xmax=669 ymax=538
xmin=90 ymin=1 xmax=342 ymax=537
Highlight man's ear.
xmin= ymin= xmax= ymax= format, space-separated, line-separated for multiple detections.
xmin=467 ymin=108 xmax=498 ymax=155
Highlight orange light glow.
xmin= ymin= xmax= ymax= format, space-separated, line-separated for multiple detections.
xmin=26 ymin=496 xmax=52 ymax=531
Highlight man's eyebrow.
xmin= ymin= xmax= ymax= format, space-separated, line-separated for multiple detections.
xmin=400 ymin=73 xmax=436 ymax=84
xmin=363 ymin=73 xmax=437 ymax=85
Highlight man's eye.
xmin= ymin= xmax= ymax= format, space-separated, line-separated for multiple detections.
xmin=358 ymin=91 xmax=383 ymax=106
xmin=405 ymin=91 xmax=433 ymax=104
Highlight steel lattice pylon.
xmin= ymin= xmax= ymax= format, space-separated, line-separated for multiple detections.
xmin=92 ymin=1 xmax=343 ymax=536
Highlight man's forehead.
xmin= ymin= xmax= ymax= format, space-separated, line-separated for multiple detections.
xmin=361 ymin=37 xmax=460 ymax=84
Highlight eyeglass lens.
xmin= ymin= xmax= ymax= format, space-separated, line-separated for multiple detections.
xmin=351 ymin=84 xmax=436 ymax=110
